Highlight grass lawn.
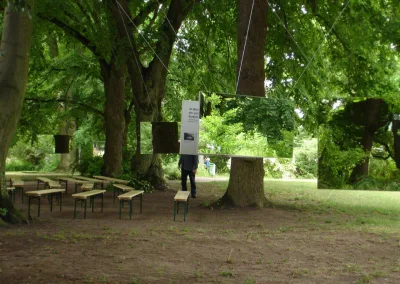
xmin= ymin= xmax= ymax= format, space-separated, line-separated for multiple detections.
xmin=208 ymin=178 xmax=400 ymax=234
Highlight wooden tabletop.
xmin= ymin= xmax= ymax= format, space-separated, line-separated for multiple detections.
xmin=37 ymin=177 xmax=56 ymax=183
xmin=113 ymin=184 xmax=135 ymax=191
xmin=25 ymin=189 xmax=65 ymax=197
xmin=174 ymin=191 xmax=191 ymax=201
xmin=74 ymin=176 xmax=104 ymax=183
xmin=72 ymin=190 xmax=106 ymax=199
xmin=58 ymin=177 xmax=84 ymax=183
xmin=93 ymin=176 xmax=129 ymax=184
xmin=118 ymin=190 xmax=144 ymax=200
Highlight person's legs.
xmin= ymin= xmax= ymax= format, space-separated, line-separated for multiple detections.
xmin=188 ymin=172 xmax=196 ymax=197
xmin=181 ymin=170 xmax=189 ymax=191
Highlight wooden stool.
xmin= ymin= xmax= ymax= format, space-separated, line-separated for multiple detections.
xmin=174 ymin=191 xmax=191 ymax=222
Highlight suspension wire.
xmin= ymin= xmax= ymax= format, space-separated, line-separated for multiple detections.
xmin=115 ymin=0 xmax=170 ymax=72
xmin=116 ymin=3 xmax=150 ymax=99
xmin=155 ymin=0 xmax=210 ymax=92
xmin=286 ymin=0 xmax=350 ymax=98
xmin=266 ymin=0 xmax=324 ymax=83
xmin=235 ymin=0 xmax=255 ymax=95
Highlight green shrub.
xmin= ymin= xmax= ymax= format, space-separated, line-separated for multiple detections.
xmin=369 ymin=158 xmax=400 ymax=180
xmin=353 ymin=176 xmax=400 ymax=191
xmin=128 ymin=176 xmax=155 ymax=193
xmin=6 ymin=160 xmax=36 ymax=171
xmin=162 ymin=154 xmax=181 ymax=180
xmin=0 ymin=208 xmax=7 ymax=217
xmin=73 ymin=156 xmax=103 ymax=176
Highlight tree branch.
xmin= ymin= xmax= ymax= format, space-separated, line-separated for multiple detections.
xmin=38 ymin=13 xmax=106 ymax=65
xmin=24 ymin=97 xmax=104 ymax=117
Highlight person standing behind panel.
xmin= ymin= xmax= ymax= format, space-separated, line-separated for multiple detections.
xmin=178 ymin=154 xmax=199 ymax=198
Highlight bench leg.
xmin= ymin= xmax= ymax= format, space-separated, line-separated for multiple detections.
xmin=140 ymin=195 xmax=143 ymax=214
xmin=129 ymin=200 xmax=133 ymax=220
xmin=91 ymin=197 xmax=94 ymax=213
xmin=50 ymin=194 xmax=53 ymax=212
xmin=28 ymin=197 xmax=31 ymax=217
xmin=84 ymin=200 xmax=87 ymax=219
xmin=59 ymin=192 xmax=62 ymax=212
xmin=119 ymin=200 xmax=122 ymax=220
xmin=113 ymin=188 xmax=116 ymax=204
xmin=101 ymin=194 xmax=104 ymax=213
xmin=74 ymin=199 xmax=77 ymax=219
xmin=75 ymin=184 xmax=78 ymax=193
xmin=184 ymin=201 xmax=188 ymax=222
xmin=174 ymin=201 xmax=177 ymax=221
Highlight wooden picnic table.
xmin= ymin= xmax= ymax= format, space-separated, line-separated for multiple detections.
xmin=93 ymin=175 xmax=129 ymax=184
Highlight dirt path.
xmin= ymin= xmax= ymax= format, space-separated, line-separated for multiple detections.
xmin=0 ymin=181 xmax=399 ymax=283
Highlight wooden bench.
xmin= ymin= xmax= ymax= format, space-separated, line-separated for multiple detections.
xmin=58 ymin=177 xmax=85 ymax=194
xmin=174 ymin=191 xmax=191 ymax=222
xmin=80 ymin=183 xmax=94 ymax=191
xmin=117 ymin=190 xmax=144 ymax=220
xmin=93 ymin=175 xmax=129 ymax=185
xmin=10 ymin=179 xmax=25 ymax=203
xmin=74 ymin=176 xmax=104 ymax=189
xmin=72 ymin=190 xmax=106 ymax=219
xmin=25 ymin=189 xmax=65 ymax=217
xmin=36 ymin=177 xmax=62 ymax=190
xmin=113 ymin=184 xmax=135 ymax=203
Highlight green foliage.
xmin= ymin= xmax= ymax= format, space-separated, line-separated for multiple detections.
xmin=353 ymin=177 xmax=400 ymax=191
xmin=127 ymin=177 xmax=154 ymax=193
xmin=0 ymin=208 xmax=7 ymax=217
xmin=162 ymin=154 xmax=181 ymax=180
xmin=369 ymin=158 xmax=400 ymax=180
xmin=74 ymin=156 xmax=103 ymax=177
xmin=6 ymin=135 xmax=60 ymax=171
xmin=294 ymin=138 xmax=318 ymax=178
xmin=199 ymin=94 xmax=294 ymax=158
xmin=318 ymin=127 xmax=365 ymax=189
xmin=6 ymin=160 xmax=36 ymax=171
xmin=264 ymin=158 xmax=296 ymax=179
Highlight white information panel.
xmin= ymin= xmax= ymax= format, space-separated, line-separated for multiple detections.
xmin=180 ymin=100 xmax=200 ymax=155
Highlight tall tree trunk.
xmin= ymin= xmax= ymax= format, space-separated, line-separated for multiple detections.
xmin=101 ymin=61 xmax=126 ymax=177
xmin=219 ymin=0 xmax=269 ymax=207
xmin=349 ymin=99 xmax=389 ymax=183
xmin=118 ymin=0 xmax=195 ymax=189
xmin=46 ymin=35 xmax=77 ymax=173
xmin=0 ymin=0 xmax=34 ymax=223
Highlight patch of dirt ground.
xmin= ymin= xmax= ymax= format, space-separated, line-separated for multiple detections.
xmin=0 ymin=180 xmax=399 ymax=284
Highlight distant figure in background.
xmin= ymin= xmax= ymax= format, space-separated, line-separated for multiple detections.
xmin=205 ymin=157 xmax=211 ymax=169
xmin=178 ymin=154 xmax=199 ymax=198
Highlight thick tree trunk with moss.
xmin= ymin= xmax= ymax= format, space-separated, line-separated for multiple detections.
xmin=0 ymin=1 xmax=34 ymax=223
xmin=100 ymin=61 xmax=126 ymax=177
xmin=220 ymin=0 xmax=269 ymax=207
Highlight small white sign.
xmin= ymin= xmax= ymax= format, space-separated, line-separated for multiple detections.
xmin=180 ymin=100 xmax=200 ymax=154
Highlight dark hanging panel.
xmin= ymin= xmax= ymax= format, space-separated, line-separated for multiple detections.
xmin=54 ymin=135 xmax=70 ymax=153
xmin=152 ymin=122 xmax=179 ymax=153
